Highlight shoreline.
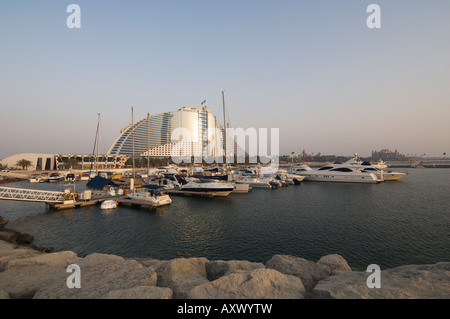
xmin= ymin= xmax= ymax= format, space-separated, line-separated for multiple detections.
xmin=0 ymin=219 xmax=449 ymax=299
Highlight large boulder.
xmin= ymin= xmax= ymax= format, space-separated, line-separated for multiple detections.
xmin=0 ymin=245 xmax=42 ymax=272
xmin=312 ymin=262 xmax=450 ymax=299
xmin=205 ymin=260 xmax=265 ymax=281
xmin=266 ymin=255 xmax=330 ymax=291
xmin=188 ymin=268 xmax=305 ymax=299
xmin=0 ymin=287 xmax=9 ymax=299
xmin=33 ymin=253 xmax=158 ymax=299
xmin=317 ymin=254 xmax=352 ymax=274
xmin=0 ymin=265 xmax=68 ymax=299
xmin=5 ymin=251 xmax=77 ymax=270
xmin=152 ymin=257 xmax=209 ymax=299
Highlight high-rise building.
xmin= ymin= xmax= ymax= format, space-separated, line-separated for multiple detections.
xmin=107 ymin=106 xmax=229 ymax=160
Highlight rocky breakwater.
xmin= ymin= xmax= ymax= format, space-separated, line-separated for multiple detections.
xmin=0 ymin=238 xmax=449 ymax=299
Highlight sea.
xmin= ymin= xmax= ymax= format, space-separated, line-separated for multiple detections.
xmin=1 ymin=167 xmax=449 ymax=271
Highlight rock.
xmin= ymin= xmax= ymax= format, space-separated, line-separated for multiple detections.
xmin=0 ymin=265 xmax=68 ymax=299
xmin=33 ymin=255 xmax=158 ymax=299
xmin=75 ymin=252 xmax=124 ymax=267
xmin=188 ymin=268 xmax=305 ymax=299
xmin=0 ymin=230 xmax=17 ymax=243
xmin=311 ymin=262 xmax=450 ymax=299
xmin=5 ymin=251 xmax=78 ymax=270
xmin=152 ymin=257 xmax=209 ymax=299
xmin=16 ymin=233 xmax=33 ymax=244
xmin=0 ymin=287 xmax=9 ymax=299
xmin=104 ymin=286 xmax=173 ymax=299
xmin=0 ymin=247 xmax=42 ymax=272
xmin=0 ymin=216 xmax=7 ymax=227
xmin=266 ymin=255 xmax=331 ymax=292
xmin=317 ymin=254 xmax=352 ymax=274
xmin=205 ymin=260 xmax=265 ymax=281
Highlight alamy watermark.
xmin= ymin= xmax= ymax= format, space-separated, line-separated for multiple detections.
xmin=170 ymin=127 xmax=280 ymax=168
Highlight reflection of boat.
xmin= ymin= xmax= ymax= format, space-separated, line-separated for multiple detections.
xmin=126 ymin=188 xmax=172 ymax=207
xmin=101 ymin=200 xmax=118 ymax=210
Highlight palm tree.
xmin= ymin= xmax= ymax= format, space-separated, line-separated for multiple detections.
xmin=66 ymin=158 xmax=80 ymax=170
xmin=16 ymin=159 xmax=32 ymax=170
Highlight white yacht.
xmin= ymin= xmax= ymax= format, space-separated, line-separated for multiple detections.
xmin=343 ymin=157 xmax=407 ymax=181
xmin=176 ymin=177 xmax=236 ymax=196
xmin=235 ymin=177 xmax=272 ymax=188
xmin=126 ymin=190 xmax=172 ymax=207
xmin=292 ymin=164 xmax=379 ymax=184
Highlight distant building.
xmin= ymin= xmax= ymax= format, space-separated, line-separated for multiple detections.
xmin=0 ymin=153 xmax=56 ymax=171
xmin=56 ymin=154 xmax=127 ymax=170
xmin=107 ymin=105 xmax=241 ymax=160
xmin=371 ymin=149 xmax=404 ymax=160
xmin=0 ymin=153 xmax=127 ymax=171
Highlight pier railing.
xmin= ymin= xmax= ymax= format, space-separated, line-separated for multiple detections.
xmin=0 ymin=187 xmax=66 ymax=203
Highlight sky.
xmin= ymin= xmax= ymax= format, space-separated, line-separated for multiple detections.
xmin=1 ymin=0 xmax=449 ymax=159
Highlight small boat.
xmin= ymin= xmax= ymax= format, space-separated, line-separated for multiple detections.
xmin=126 ymin=189 xmax=172 ymax=207
xmin=101 ymin=200 xmax=118 ymax=210
xmin=29 ymin=175 xmax=42 ymax=183
xmin=47 ymin=173 xmax=65 ymax=182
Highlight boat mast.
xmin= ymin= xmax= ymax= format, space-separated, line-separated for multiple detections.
xmin=132 ymin=106 xmax=135 ymax=180
xmin=222 ymin=91 xmax=227 ymax=165
xmin=96 ymin=113 xmax=100 ymax=173
xmin=147 ymin=113 xmax=150 ymax=176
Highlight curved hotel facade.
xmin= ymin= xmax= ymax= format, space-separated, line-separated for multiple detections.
xmin=107 ymin=106 xmax=228 ymax=160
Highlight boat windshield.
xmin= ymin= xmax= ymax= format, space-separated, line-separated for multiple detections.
xmin=318 ymin=166 xmax=333 ymax=171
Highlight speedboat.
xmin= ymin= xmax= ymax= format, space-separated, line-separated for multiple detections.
xmin=292 ymin=164 xmax=379 ymax=183
xmin=101 ymin=200 xmax=118 ymax=210
xmin=175 ymin=177 xmax=235 ymax=196
xmin=47 ymin=173 xmax=65 ymax=183
xmin=126 ymin=189 xmax=172 ymax=206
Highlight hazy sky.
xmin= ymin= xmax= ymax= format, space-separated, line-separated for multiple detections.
xmin=1 ymin=0 xmax=449 ymax=159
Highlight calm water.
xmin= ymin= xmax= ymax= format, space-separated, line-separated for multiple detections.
xmin=1 ymin=168 xmax=449 ymax=271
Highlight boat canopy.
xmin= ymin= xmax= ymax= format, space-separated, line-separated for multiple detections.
xmin=86 ymin=176 xmax=117 ymax=190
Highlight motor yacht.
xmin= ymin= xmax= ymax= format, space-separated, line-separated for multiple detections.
xmin=292 ymin=164 xmax=379 ymax=183
xmin=235 ymin=177 xmax=272 ymax=188
xmin=175 ymin=176 xmax=235 ymax=196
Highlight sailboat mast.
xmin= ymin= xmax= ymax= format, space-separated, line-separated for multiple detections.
xmin=132 ymin=106 xmax=135 ymax=180
xmin=147 ymin=113 xmax=150 ymax=175
xmin=222 ymin=91 xmax=227 ymax=163
xmin=96 ymin=113 xmax=100 ymax=173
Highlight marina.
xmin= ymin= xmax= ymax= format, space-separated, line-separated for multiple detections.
xmin=1 ymin=167 xmax=449 ymax=272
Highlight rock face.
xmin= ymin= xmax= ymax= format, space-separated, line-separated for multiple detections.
xmin=33 ymin=253 xmax=158 ymax=299
xmin=312 ymin=262 xmax=450 ymax=299
xmin=266 ymin=255 xmax=331 ymax=292
xmin=205 ymin=260 xmax=265 ymax=281
xmin=0 ymin=239 xmax=449 ymax=299
xmin=188 ymin=268 xmax=305 ymax=299
xmin=152 ymin=257 xmax=209 ymax=299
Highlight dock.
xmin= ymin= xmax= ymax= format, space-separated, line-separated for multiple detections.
xmin=46 ymin=195 xmax=162 ymax=210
